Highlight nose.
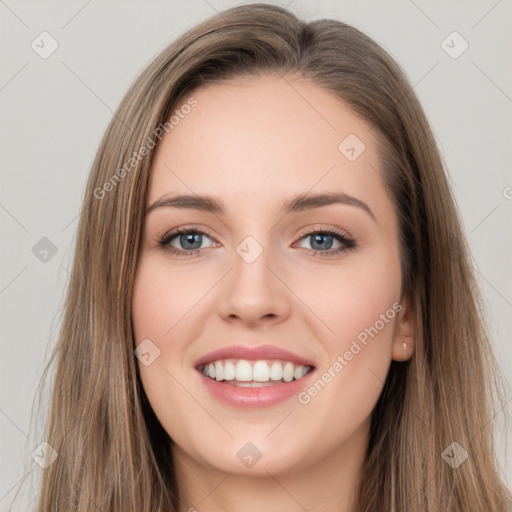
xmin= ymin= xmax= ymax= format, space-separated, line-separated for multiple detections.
xmin=217 ymin=245 xmax=291 ymax=328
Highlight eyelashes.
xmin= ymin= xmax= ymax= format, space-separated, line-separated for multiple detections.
xmin=158 ymin=228 xmax=217 ymax=257
xmin=157 ymin=226 xmax=357 ymax=258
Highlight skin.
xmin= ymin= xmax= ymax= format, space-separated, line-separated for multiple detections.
xmin=132 ymin=74 xmax=415 ymax=512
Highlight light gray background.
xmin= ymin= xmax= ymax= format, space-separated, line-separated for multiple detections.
xmin=1 ymin=0 xmax=511 ymax=508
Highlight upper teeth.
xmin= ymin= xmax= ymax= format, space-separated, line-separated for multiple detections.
xmin=202 ymin=359 xmax=311 ymax=383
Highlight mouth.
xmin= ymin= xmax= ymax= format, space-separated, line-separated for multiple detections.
xmin=194 ymin=344 xmax=316 ymax=408
xmin=198 ymin=359 xmax=314 ymax=387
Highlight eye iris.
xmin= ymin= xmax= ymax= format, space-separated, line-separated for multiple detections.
xmin=310 ymin=233 xmax=333 ymax=250
xmin=180 ymin=232 xmax=202 ymax=250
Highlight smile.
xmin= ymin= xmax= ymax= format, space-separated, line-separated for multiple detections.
xmin=194 ymin=344 xmax=316 ymax=408
xmin=200 ymin=359 xmax=313 ymax=386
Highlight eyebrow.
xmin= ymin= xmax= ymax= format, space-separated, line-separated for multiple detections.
xmin=146 ymin=191 xmax=375 ymax=220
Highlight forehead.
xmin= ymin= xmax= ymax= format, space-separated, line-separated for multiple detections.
xmin=147 ymin=74 xmax=388 ymax=216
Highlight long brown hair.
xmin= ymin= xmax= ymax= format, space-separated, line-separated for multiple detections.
xmin=36 ymin=3 xmax=510 ymax=510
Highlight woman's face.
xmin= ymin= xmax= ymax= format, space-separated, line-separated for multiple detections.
xmin=132 ymin=74 xmax=413 ymax=478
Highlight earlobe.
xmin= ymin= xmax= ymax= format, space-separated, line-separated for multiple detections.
xmin=393 ymin=334 xmax=414 ymax=361
xmin=392 ymin=294 xmax=415 ymax=362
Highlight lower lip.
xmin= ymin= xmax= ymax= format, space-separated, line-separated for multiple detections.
xmin=198 ymin=370 xmax=316 ymax=408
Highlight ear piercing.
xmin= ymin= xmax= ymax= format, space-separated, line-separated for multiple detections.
xmin=402 ymin=341 xmax=407 ymax=350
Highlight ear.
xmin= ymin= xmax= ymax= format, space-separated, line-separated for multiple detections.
xmin=392 ymin=292 xmax=415 ymax=362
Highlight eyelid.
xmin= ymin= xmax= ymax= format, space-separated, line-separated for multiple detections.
xmin=159 ymin=224 xmax=217 ymax=242
xmin=295 ymin=223 xmax=355 ymax=241
xmin=158 ymin=225 xmax=220 ymax=251
xmin=293 ymin=226 xmax=357 ymax=255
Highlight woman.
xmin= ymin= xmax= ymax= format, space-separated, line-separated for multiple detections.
xmin=36 ymin=3 xmax=510 ymax=511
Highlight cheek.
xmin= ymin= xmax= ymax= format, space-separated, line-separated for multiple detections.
xmin=304 ymin=259 xmax=400 ymax=407
xmin=131 ymin=260 xmax=180 ymax=393
xmin=132 ymin=257 xmax=202 ymax=341
xmin=293 ymin=252 xmax=401 ymax=411
xmin=293 ymin=251 xmax=402 ymax=348
xmin=337 ymin=266 xmax=400 ymax=348
xmin=131 ymin=260 xmax=193 ymax=439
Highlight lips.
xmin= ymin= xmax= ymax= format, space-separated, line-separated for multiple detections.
xmin=194 ymin=344 xmax=315 ymax=368
xmin=194 ymin=344 xmax=316 ymax=408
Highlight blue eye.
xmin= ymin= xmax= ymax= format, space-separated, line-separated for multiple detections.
xmin=295 ymin=229 xmax=357 ymax=257
xmin=301 ymin=232 xmax=338 ymax=251
xmin=159 ymin=228 xmax=215 ymax=255
xmin=158 ymin=227 xmax=356 ymax=257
